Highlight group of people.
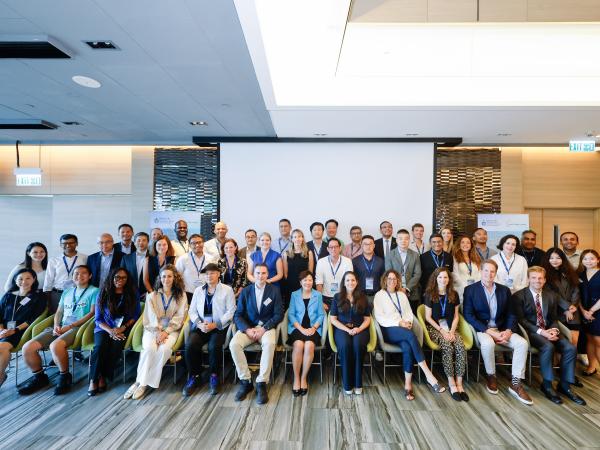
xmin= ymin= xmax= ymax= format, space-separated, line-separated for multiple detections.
xmin=0 ymin=219 xmax=598 ymax=407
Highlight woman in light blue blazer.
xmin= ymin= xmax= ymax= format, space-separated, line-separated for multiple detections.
xmin=287 ymin=270 xmax=325 ymax=396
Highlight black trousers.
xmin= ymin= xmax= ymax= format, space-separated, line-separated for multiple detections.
xmin=89 ymin=330 xmax=128 ymax=383
xmin=184 ymin=327 xmax=227 ymax=376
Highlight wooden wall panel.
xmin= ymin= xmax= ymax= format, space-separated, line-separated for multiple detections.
xmin=350 ymin=0 xmax=428 ymax=23
xmin=479 ymin=0 xmax=527 ymax=22
xmin=527 ymin=0 xmax=600 ymax=22
xmin=428 ymin=0 xmax=477 ymax=22
xmin=542 ymin=209 xmax=595 ymax=251
xmin=500 ymin=147 xmax=523 ymax=213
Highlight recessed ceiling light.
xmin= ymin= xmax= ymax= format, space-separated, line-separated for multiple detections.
xmin=62 ymin=121 xmax=82 ymax=126
xmin=85 ymin=40 xmax=118 ymax=50
xmin=189 ymin=121 xmax=208 ymax=126
xmin=497 ymin=133 xmax=512 ymax=136
xmin=405 ymin=133 xmax=419 ymax=136
xmin=72 ymin=75 xmax=101 ymax=88
xmin=313 ymin=133 xmax=327 ymax=136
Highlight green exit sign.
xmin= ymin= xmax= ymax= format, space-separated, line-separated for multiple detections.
xmin=569 ymin=140 xmax=596 ymax=152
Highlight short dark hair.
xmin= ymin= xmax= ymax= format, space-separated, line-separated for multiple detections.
xmin=379 ymin=221 xmax=392 ymax=229
xmin=74 ymin=264 xmax=91 ymax=275
xmin=9 ymin=268 xmax=39 ymax=293
xmin=173 ymin=220 xmax=188 ymax=230
xmin=327 ymin=237 xmax=341 ymax=247
xmin=362 ymin=235 xmax=375 ymax=243
xmin=60 ymin=233 xmax=78 ymax=243
xmin=429 ymin=233 xmax=443 ymax=242
xmin=497 ymin=234 xmax=520 ymax=251
xmin=310 ymin=222 xmax=324 ymax=232
xmin=298 ymin=270 xmax=314 ymax=283
xmin=522 ymin=229 xmax=537 ymax=237
xmin=397 ymin=228 xmax=410 ymax=236
xmin=472 ymin=227 xmax=486 ymax=235
xmin=253 ymin=263 xmax=269 ymax=272
xmin=189 ymin=233 xmax=204 ymax=241
xmin=325 ymin=219 xmax=339 ymax=227
xmin=411 ymin=223 xmax=424 ymax=231
xmin=279 ymin=218 xmax=291 ymax=225
xmin=350 ymin=225 xmax=362 ymax=233
xmin=245 ymin=229 xmax=257 ymax=236
xmin=134 ymin=231 xmax=149 ymax=241
xmin=560 ymin=231 xmax=579 ymax=242
xmin=118 ymin=223 xmax=133 ymax=232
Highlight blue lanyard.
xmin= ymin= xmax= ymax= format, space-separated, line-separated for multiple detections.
xmin=312 ymin=243 xmax=322 ymax=262
xmin=328 ymin=256 xmax=342 ymax=278
xmin=189 ymin=252 xmax=205 ymax=277
xmin=63 ymin=255 xmax=78 ymax=276
xmin=499 ymin=252 xmax=515 ymax=275
xmin=278 ymin=238 xmax=290 ymax=254
xmin=160 ymin=292 xmax=174 ymax=314
xmin=478 ymin=247 xmax=490 ymax=260
xmin=466 ymin=260 xmax=473 ymax=276
xmin=362 ymin=256 xmax=374 ymax=275
xmin=226 ymin=256 xmax=237 ymax=280
xmin=439 ymin=293 xmax=448 ymax=317
xmin=204 ymin=286 xmax=215 ymax=310
xmin=386 ymin=291 xmax=402 ymax=315
xmin=71 ymin=286 xmax=89 ymax=314
xmin=431 ymin=250 xmax=445 ymax=268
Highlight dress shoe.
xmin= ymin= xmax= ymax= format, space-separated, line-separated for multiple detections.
xmin=300 ymin=388 xmax=308 ymax=396
xmin=87 ymin=388 xmax=98 ymax=397
xmin=54 ymin=372 xmax=73 ymax=396
xmin=541 ymin=385 xmax=562 ymax=404
xmin=292 ymin=389 xmax=301 ymax=397
xmin=459 ymin=392 xmax=470 ymax=402
xmin=557 ymin=385 xmax=586 ymax=406
xmin=571 ymin=376 xmax=583 ymax=388
xmin=234 ymin=379 xmax=253 ymax=402
xmin=450 ymin=391 xmax=462 ymax=402
xmin=256 ymin=382 xmax=269 ymax=405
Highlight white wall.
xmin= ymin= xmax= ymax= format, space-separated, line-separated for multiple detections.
xmin=220 ymin=142 xmax=434 ymax=244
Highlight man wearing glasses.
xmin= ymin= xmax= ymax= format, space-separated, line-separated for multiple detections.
xmin=43 ymin=234 xmax=88 ymax=313
xmin=315 ymin=238 xmax=353 ymax=311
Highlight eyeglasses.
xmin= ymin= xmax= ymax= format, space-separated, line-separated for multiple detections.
xmin=190 ymin=241 xmax=203 ymax=246
xmin=60 ymin=241 xmax=77 ymax=246
xmin=99 ymin=241 xmax=113 ymax=245
xmin=113 ymin=275 xmax=127 ymax=281
xmin=328 ymin=245 xmax=340 ymax=250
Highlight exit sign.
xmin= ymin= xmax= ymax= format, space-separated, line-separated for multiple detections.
xmin=569 ymin=140 xmax=596 ymax=152
xmin=13 ymin=168 xmax=42 ymax=186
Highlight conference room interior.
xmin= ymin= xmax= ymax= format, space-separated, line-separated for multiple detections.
xmin=1 ymin=1 xmax=600 ymax=449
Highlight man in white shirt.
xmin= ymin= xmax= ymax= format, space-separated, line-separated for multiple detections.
xmin=43 ymin=233 xmax=88 ymax=312
xmin=315 ymin=238 xmax=353 ymax=311
xmin=560 ymin=231 xmax=581 ymax=270
xmin=204 ymin=222 xmax=229 ymax=261
xmin=115 ymin=223 xmax=136 ymax=255
xmin=272 ymin=219 xmax=292 ymax=255
xmin=374 ymin=221 xmax=397 ymax=260
xmin=409 ymin=223 xmax=428 ymax=255
xmin=171 ymin=220 xmax=190 ymax=257
xmin=473 ymin=228 xmax=497 ymax=261
xmin=239 ymin=229 xmax=259 ymax=260
xmin=175 ymin=234 xmax=216 ymax=303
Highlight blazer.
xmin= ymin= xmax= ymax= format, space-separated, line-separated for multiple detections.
xmin=463 ymin=281 xmax=516 ymax=333
xmin=374 ymin=237 xmax=397 ymax=259
xmin=120 ymin=252 xmax=147 ymax=296
xmin=419 ymin=250 xmax=454 ymax=293
xmin=385 ymin=248 xmax=422 ymax=301
xmin=307 ymin=241 xmax=329 ymax=261
xmin=87 ymin=250 xmax=123 ymax=287
xmin=234 ymin=283 xmax=283 ymax=332
xmin=513 ymin=286 xmax=560 ymax=336
xmin=189 ymin=282 xmax=236 ymax=330
xmin=517 ymin=247 xmax=544 ymax=267
xmin=114 ymin=241 xmax=136 ymax=255
xmin=287 ymin=288 xmax=325 ymax=335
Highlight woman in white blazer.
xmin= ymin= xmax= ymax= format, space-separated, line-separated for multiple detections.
xmin=452 ymin=236 xmax=482 ymax=302
xmin=491 ymin=235 xmax=528 ymax=294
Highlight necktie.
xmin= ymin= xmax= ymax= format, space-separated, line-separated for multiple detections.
xmin=535 ymin=293 xmax=545 ymax=329
xmin=385 ymin=240 xmax=390 ymax=257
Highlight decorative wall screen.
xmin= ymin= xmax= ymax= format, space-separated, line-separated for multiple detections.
xmin=434 ymin=148 xmax=501 ymax=236
xmin=153 ymin=146 xmax=219 ymax=237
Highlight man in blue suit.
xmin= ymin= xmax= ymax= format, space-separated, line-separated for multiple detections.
xmin=463 ymin=259 xmax=531 ymax=404
xmin=120 ymin=232 xmax=150 ymax=299
xmin=230 ymin=263 xmax=283 ymax=404
xmin=87 ymin=233 xmax=123 ymax=288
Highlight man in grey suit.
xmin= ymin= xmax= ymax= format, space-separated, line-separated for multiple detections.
xmin=385 ymin=229 xmax=422 ymax=312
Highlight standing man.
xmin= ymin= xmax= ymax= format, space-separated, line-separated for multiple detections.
xmin=171 ymin=220 xmax=190 ymax=257
xmin=121 ymin=231 xmax=150 ymax=298
xmin=315 ymin=238 xmax=353 ymax=311
xmin=409 ymin=223 xmax=428 ymax=255
xmin=463 ymin=260 xmax=531 ymax=404
xmin=43 ymin=234 xmax=88 ymax=313
xmin=272 ymin=219 xmax=292 ymax=255
xmin=560 ymin=231 xmax=581 ymax=269
xmin=352 ymin=235 xmax=384 ymax=305
xmin=473 ymin=228 xmax=497 ymax=261
xmin=519 ymin=230 xmax=544 ymax=267
xmin=239 ymin=229 xmax=259 ymax=260
xmin=230 ymin=264 xmax=283 ymax=405
xmin=420 ymin=233 xmax=454 ymax=294
xmin=176 ymin=234 xmax=216 ymax=303
xmin=150 ymin=228 xmax=163 ymax=243
xmin=374 ymin=221 xmax=397 ymax=260
xmin=343 ymin=226 xmax=364 ymax=259
xmin=386 ymin=229 xmax=422 ymax=311
xmin=114 ymin=223 xmax=136 ymax=255
xmin=88 ymin=233 xmax=123 ymax=288
xmin=204 ymin=222 xmax=229 ymax=261
xmin=513 ymin=266 xmax=585 ymax=405
xmin=324 ymin=219 xmax=344 ymax=247
xmin=307 ymin=222 xmax=329 ymax=263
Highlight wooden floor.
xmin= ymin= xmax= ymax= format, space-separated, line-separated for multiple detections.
xmin=1 ymin=351 xmax=600 ymax=450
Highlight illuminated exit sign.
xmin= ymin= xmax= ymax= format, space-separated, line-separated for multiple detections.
xmin=13 ymin=168 xmax=42 ymax=186
xmin=569 ymin=140 xmax=596 ymax=152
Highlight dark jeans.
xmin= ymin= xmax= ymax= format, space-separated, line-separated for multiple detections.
xmin=334 ymin=327 xmax=369 ymax=391
xmin=381 ymin=326 xmax=425 ymax=374
xmin=529 ymin=333 xmax=576 ymax=384
xmin=185 ymin=327 xmax=227 ymax=376
xmin=89 ymin=330 xmax=128 ymax=383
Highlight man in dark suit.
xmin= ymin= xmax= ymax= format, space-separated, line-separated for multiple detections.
xmin=307 ymin=221 xmax=329 ymax=262
xmin=120 ymin=231 xmax=149 ymax=299
xmin=513 ymin=266 xmax=585 ymax=405
xmin=230 ymin=263 xmax=283 ymax=405
xmin=385 ymin=229 xmax=421 ymax=310
xmin=518 ymin=230 xmax=544 ymax=267
xmin=463 ymin=260 xmax=531 ymax=404
xmin=374 ymin=220 xmax=397 ymax=259
xmin=114 ymin=223 xmax=136 ymax=255
xmin=419 ymin=233 xmax=453 ymax=294
xmin=87 ymin=233 xmax=123 ymax=287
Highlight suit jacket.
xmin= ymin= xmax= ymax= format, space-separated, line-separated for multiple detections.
xmin=120 ymin=251 xmax=147 ymax=296
xmin=419 ymin=250 xmax=454 ymax=293
xmin=517 ymin=247 xmax=544 ymax=267
xmin=114 ymin=241 xmax=136 ymax=255
xmin=463 ymin=281 xmax=516 ymax=332
xmin=88 ymin=250 xmax=123 ymax=287
xmin=238 ymin=246 xmax=260 ymax=261
xmin=234 ymin=283 xmax=283 ymax=332
xmin=374 ymin=237 xmax=397 ymax=259
xmin=307 ymin=241 xmax=329 ymax=261
xmin=513 ymin=286 xmax=560 ymax=336
xmin=385 ymin=248 xmax=421 ymax=301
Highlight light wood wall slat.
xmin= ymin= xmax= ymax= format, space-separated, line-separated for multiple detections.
xmin=350 ymin=0 xmax=428 ymax=23
xmin=527 ymin=0 xmax=600 ymax=22
xmin=479 ymin=0 xmax=527 ymax=22
xmin=428 ymin=0 xmax=477 ymax=22
xmin=500 ymin=147 xmax=524 ymax=213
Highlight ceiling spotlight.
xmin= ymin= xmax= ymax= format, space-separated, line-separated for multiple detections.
xmin=405 ymin=133 xmax=419 ymax=136
xmin=189 ymin=121 xmax=208 ymax=126
xmin=72 ymin=75 xmax=101 ymax=88
xmin=85 ymin=40 xmax=118 ymax=50
xmin=497 ymin=133 xmax=512 ymax=136
xmin=313 ymin=133 xmax=327 ymax=136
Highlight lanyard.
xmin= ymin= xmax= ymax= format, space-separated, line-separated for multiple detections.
xmin=11 ymin=294 xmax=25 ymax=321
xmin=416 ymin=243 xmax=424 ymax=255
xmin=62 ymin=255 xmax=78 ymax=276
xmin=386 ymin=291 xmax=402 ymax=316
xmin=362 ymin=255 xmax=374 ymax=275
xmin=439 ymin=293 xmax=448 ymax=317
xmin=226 ymin=256 xmax=237 ymax=280
xmin=189 ymin=252 xmax=205 ymax=277
xmin=328 ymin=256 xmax=342 ymax=278
xmin=177 ymin=239 xmax=188 ymax=252
xmin=350 ymin=244 xmax=361 ymax=258
xmin=399 ymin=251 xmax=409 ymax=274
xmin=431 ymin=250 xmax=445 ymax=268
xmin=466 ymin=260 xmax=473 ymax=276
xmin=477 ymin=247 xmax=490 ymax=261
xmin=160 ymin=292 xmax=174 ymax=314
xmin=278 ymin=238 xmax=290 ymax=254
xmin=205 ymin=286 xmax=215 ymax=310
xmin=499 ymin=252 xmax=515 ymax=275
xmin=71 ymin=286 xmax=89 ymax=314
xmin=313 ymin=243 xmax=322 ymax=262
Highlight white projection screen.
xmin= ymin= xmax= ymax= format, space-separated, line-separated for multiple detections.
xmin=220 ymin=142 xmax=434 ymax=244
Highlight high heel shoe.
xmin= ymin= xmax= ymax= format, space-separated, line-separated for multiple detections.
xmin=582 ymin=369 xmax=597 ymax=377
xmin=300 ymin=388 xmax=308 ymax=396
xmin=292 ymin=389 xmax=301 ymax=397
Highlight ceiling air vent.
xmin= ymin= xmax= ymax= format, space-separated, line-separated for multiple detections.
xmin=0 ymin=120 xmax=58 ymax=130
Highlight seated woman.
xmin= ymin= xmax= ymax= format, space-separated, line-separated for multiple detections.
xmin=287 ymin=270 xmax=324 ymax=396
xmin=373 ymin=269 xmax=445 ymax=400
xmin=124 ymin=265 xmax=187 ymax=400
xmin=330 ymin=271 xmax=371 ymax=395
xmin=217 ymin=238 xmax=248 ymax=298
xmin=3 ymin=242 xmax=48 ymax=294
xmin=247 ymin=232 xmax=283 ymax=287
xmin=88 ymin=267 xmax=141 ymax=396
xmin=424 ymin=267 xmax=468 ymax=402
xmin=143 ymin=236 xmax=176 ymax=293
xmin=0 ymin=269 xmax=46 ymax=387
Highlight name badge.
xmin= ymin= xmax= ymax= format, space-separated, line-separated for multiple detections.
xmin=7 ymin=321 xmax=16 ymax=330
xmin=439 ymin=319 xmax=450 ymax=331
xmin=161 ymin=317 xmax=170 ymax=329
xmin=365 ymin=277 xmax=374 ymax=291
xmin=20 ymin=297 xmax=31 ymax=306
xmin=63 ymin=280 xmax=75 ymax=289
xmin=330 ymin=282 xmax=339 ymax=294
xmin=263 ymin=297 xmax=272 ymax=306
xmin=193 ymin=279 xmax=204 ymax=287
xmin=114 ymin=317 xmax=124 ymax=328
xmin=204 ymin=315 xmax=213 ymax=323
xmin=467 ymin=279 xmax=475 ymax=285
xmin=505 ymin=278 xmax=514 ymax=288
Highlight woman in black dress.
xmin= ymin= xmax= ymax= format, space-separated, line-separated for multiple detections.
xmin=579 ymin=249 xmax=600 ymax=376
xmin=143 ymin=235 xmax=176 ymax=293
xmin=283 ymin=229 xmax=314 ymax=308
xmin=217 ymin=238 xmax=248 ymax=298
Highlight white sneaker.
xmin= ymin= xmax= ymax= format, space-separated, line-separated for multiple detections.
xmin=354 ymin=388 xmax=363 ymax=395
xmin=344 ymin=390 xmax=353 ymax=396
xmin=375 ymin=352 xmax=383 ymax=362
xmin=123 ymin=382 xmax=139 ymax=400
xmin=578 ymin=354 xmax=589 ymax=366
